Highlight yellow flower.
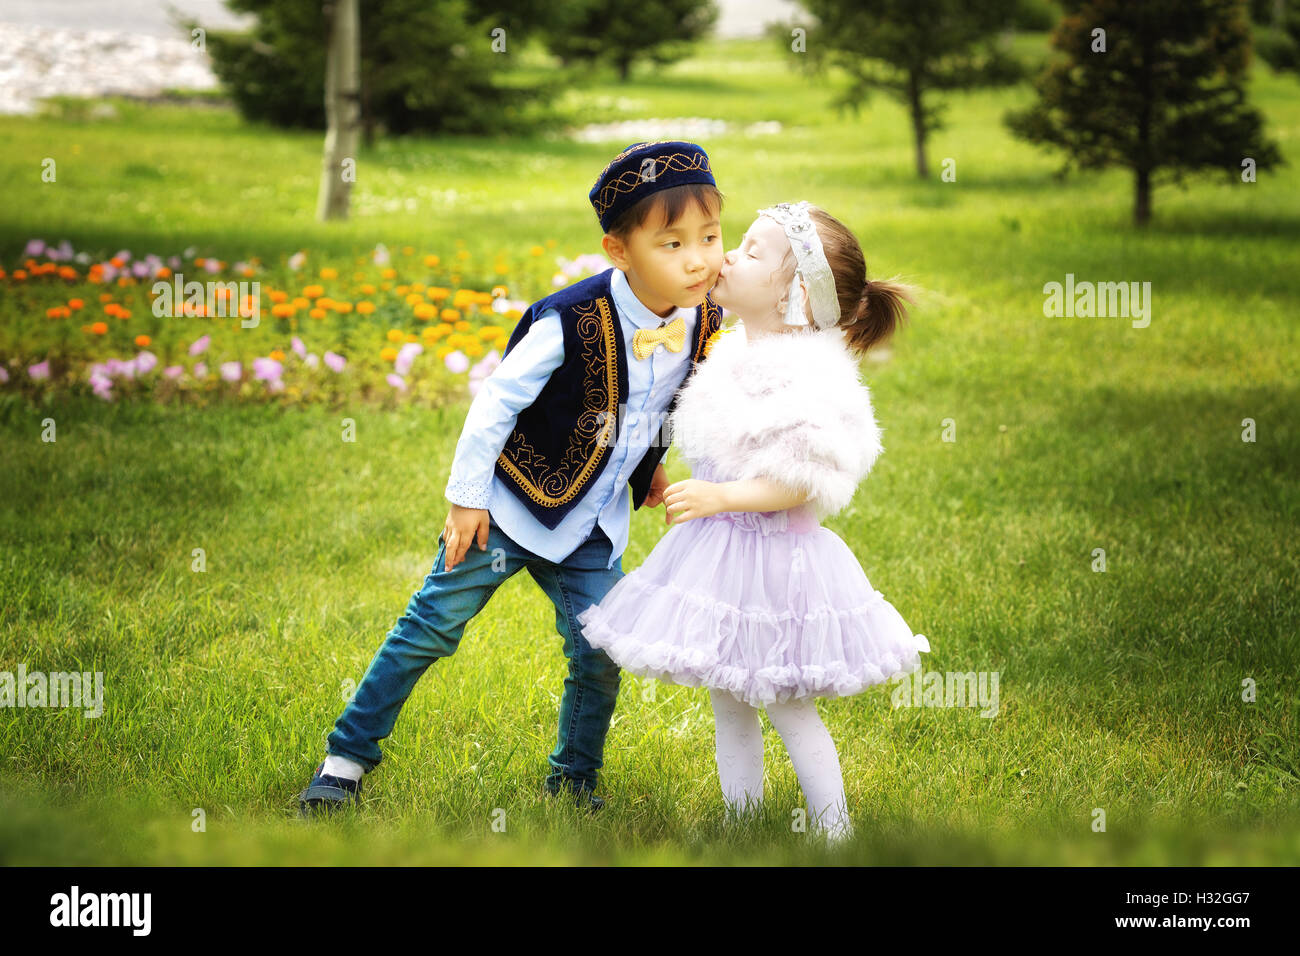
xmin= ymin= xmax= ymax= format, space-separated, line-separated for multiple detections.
xmin=424 ymin=254 xmax=440 ymax=268
xmin=386 ymin=329 xmax=404 ymax=342
xmin=272 ymin=303 xmax=295 ymax=318
xmin=381 ymin=267 xmax=397 ymax=279
xmin=381 ymin=346 xmax=399 ymax=362
xmin=320 ymin=267 xmax=338 ymax=280
xmin=464 ymin=341 xmax=484 ymax=358
xmin=292 ymin=297 xmax=311 ymax=309
xmin=334 ymin=301 xmax=353 ymax=313
xmin=405 ymin=293 xmax=423 ymax=306
xmin=359 ymin=283 xmax=376 ymax=295
xmin=356 ymin=301 xmax=376 ymax=315
xmin=454 ymin=320 xmax=472 ymax=332
xmin=302 ymin=284 xmax=324 ymax=299
xmin=479 ymin=326 xmax=504 ymax=340
xmin=441 ymin=309 xmax=460 ymax=322
xmin=413 ymin=303 xmax=436 ymax=320
xmin=427 ymin=287 xmax=450 ymax=301
xmin=529 ymin=246 xmax=544 ymax=257
xmin=434 ymin=322 xmax=454 ymax=335
xmin=436 ymin=346 xmax=454 ymax=359
xmin=310 ymin=308 xmax=326 ymax=319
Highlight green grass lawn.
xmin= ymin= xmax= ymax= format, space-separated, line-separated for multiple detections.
xmin=1 ymin=35 xmax=1298 ymax=865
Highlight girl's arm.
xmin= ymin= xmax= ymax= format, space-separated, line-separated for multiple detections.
xmin=663 ymin=477 xmax=812 ymax=525
xmin=719 ymin=477 xmax=811 ymax=513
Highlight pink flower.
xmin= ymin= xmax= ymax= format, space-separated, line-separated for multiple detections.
xmin=135 ymin=350 xmax=158 ymax=375
xmin=394 ymin=342 xmax=422 ymax=376
xmin=189 ymin=334 xmax=211 ymax=356
xmin=203 ymin=258 xmax=221 ymax=274
xmin=220 ymin=361 xmax=242 ymax=382
xmin=468 ymin=350 xmax=501 ymax=398
xmin=291 ymin=336 xmax=306 ymax=359
xmin=23 ymin=239 xmax=46 ymax=258
xmin=193 ymin=362 xmax=207 ymax=378
xmin=0 ymin=366 xmax=9 ymax=384
xmin=163 ymin=365 xmax=183 ymax=379
xmin=323 ymin=351 xmax=346 ymax=373
xmin=386 ymin=373 xmax=407 ymax=391
xmin=444 ymin=350 xmax=469 ymax=374
xmin=90 ymin=373 xmax=114 ymax=401
xmin=304 ymin=353 xmax=319 ymax=369
xmin=268 ymin=378 xmax=285 ymax=393
xmin=288 ymin=251 xmax=306 ymax=271
xmin=373 ymin=243 xmax=390 ymax=266
xmin=252 ymin=356 xmax=283 ymax=381
xmin=28 ymin=360 xmax=50 ymax=381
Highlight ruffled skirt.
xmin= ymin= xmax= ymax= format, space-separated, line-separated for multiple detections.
xmin=576 ymin=503 xmax=930 ymax=709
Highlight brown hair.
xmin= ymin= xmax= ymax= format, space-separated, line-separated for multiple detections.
xmin=606 ymin=182 xmax=725 ymax=241
xmin=779 ymin=206 xmax=916 ymax=355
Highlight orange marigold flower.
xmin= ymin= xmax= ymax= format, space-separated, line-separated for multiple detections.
xmin=413 ymin=303 xmax=436 ymax=320
xmin=320 ymin=267 xmax=338 ymax=280
xmin=272 ymin=303 xmax=295 ymax=318
xmin=310 ymin=308 xmax=326 ymax=319
xmin=424 ymin=255 xmax=440 ymax=268
xmin=58 ymin=265 xmax=78 ymax=280
xmin=135 ymin=334 xmax=151 ymax=347
xmin=427 ymin=287 xmax=450 ymax=301
xmin=90 ymin=321 xmax=108 ymax=335
xmin=13 ymin=270 xmax=27 ymax=280
xmin=68 ymin=298 xmax=84 ymax=310
xmin=302 ymin=284 xmax=324 ymax=299
xmin=359 ymin=283 xmax=376 ymax=295
xmin=454 ymin=320 xmax=471 ymax=332
xmin=292 ymin=297 xmax=310 ymax=309
xmin=441 ymin=309 xmax=460 ymax=322
xmin=269 ymin=349 xmax=285 ymax=361
xmin=333 ymin=301 xmax=352 ymax=313
xmin=99 ymin=292 xmax=114 ymax=303
xmin=269 ymin=290 xmax=289 ymax=303
xmin=386 ymin=329 xmax=404 ymax=343
xmin=356 ymin=301 xmax=376 ymax=315
xmin=155 ymin=266 xmax=172 ymax=279
xmin=404 ymin=293 xmax=423 ymax=306
xmin=381 ymin=268 xmax=397 ymax=279
xmin=110 ymin=257 xmax=125 ymax=268
xmin=380 ymin=346 xmax=399 ymax=362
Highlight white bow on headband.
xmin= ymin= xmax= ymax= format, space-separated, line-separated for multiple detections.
xmin=756 ymin=200 xmax=841 ymax=330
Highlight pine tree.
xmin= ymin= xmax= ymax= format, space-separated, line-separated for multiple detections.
xmin=1005 ymin=0 xmax=1283 ymax=225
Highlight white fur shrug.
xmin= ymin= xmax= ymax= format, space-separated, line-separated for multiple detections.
xmin=669 ymin=322 xmax=884 ymax=517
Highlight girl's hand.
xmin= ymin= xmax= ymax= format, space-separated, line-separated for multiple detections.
xmin=663 ymin=478 xmax=728 ymax=525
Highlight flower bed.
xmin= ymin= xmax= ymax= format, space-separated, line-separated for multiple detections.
xmin=1 ymin=238 xmax=613 ymax=408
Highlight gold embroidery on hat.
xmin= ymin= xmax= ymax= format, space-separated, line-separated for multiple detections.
xmin=593 ymin=150 xmax=714 ymax=218
xmin=497 ymin=296 xmax=620 ymax=507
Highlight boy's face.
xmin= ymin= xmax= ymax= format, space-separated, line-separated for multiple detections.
xmin=601 ymin=196 xmax=724 ymax=319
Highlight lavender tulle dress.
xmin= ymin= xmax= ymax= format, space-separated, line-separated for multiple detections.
xmin=576 ymin=456 xmax=930 ymax=709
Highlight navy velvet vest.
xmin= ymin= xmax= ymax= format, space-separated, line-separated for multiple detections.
xmin=493 ymin=268 xmax=722 ymax=529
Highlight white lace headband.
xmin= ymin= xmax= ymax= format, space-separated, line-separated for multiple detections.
xmin=756 ymin=200 xmax=841 ymax=330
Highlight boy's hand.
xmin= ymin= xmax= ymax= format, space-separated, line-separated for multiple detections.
xmin=443 ymin=504 xmax=490 ymax=571
xmin=641 ymin=463 xmax=670 ymax=509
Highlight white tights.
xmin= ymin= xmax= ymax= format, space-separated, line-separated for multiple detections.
xmin=708 ymin=688 xmax=852 ymax=839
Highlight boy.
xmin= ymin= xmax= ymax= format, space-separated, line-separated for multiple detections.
xmin=300 ymin=141 xmax=726 ymax=813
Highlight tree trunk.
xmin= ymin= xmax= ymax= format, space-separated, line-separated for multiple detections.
xmin=618 ymin=56 xmax=631 ymax=82
xmin=1134 ymin=167 xmax=1152 ymax=226
xmin=317 ymin=0 xmax=360 ymax=222
xmin=908 ymin=69 xmax=928 ymax=179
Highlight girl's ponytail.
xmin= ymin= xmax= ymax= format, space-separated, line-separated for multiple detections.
xmin=807 ymin=206 xmax=918 ymax=356
xmin=841 ymin=276 xmax=916 ymax=356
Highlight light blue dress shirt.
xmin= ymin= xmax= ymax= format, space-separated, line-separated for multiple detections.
xmin=445 ymin=268 xmax=700 ymax=568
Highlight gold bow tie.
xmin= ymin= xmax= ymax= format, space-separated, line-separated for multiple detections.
xmin=632 ymin=315 xmax=687 ymax=361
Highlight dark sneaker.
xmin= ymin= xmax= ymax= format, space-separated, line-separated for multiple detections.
xmin=545 ymin=777 xmax=605 ymax=812
xmin=298 ymin=762 xmax=363 ymax=817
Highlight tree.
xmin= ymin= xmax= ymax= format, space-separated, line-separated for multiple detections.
xmin=1005 ymin=0 xmax=1284 ymax=226
xmin=1253 ymin=0 xmax=1300 ymax=72
xmin=203 ymin=0 xmax=564 ymax=138
xmin=546 ymin=0 xmax=718 ymax=81
xmin=788 ymin=0 xmax=1023 ymax=178
xmin=318 ymin=0 xmax=360 ymax=221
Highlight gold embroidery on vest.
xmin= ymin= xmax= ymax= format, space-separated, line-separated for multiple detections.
xmin=496 ymin=296 xmax=619 ymax=507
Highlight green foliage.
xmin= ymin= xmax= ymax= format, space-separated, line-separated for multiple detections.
xmin=1254 ymin=0 xmax=1300 ymax=71
xmin=1005 ymin=0 xmax=1285 ymax=224
xmin=786 ymin=0 xmax=1024 ymax=177
xmin=546 ymin=0 xmax=718 ymax=81
xmin=200 ymin=0 xmax=566 ymax=135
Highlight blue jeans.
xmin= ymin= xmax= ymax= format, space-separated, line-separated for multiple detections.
xmin=326 ymin=517 xmax=624 ymax=793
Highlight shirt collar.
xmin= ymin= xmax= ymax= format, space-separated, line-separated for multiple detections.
xmin=610 ymin=268 xmax=696 ymax=331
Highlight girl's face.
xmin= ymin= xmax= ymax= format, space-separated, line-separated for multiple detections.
xmin=711 ymin=215 xmax=808 ymax=332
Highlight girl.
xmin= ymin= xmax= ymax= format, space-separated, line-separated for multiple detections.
xmin=576 ymin=200 xmax=929 ymax=841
